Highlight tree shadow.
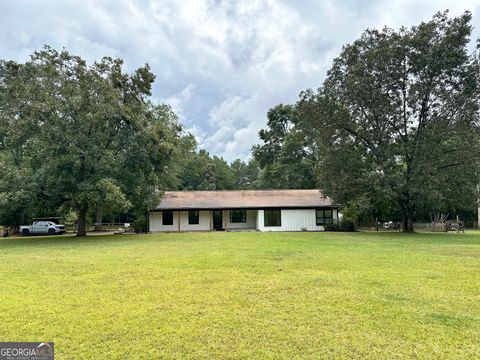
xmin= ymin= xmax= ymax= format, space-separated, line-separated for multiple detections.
xmin=0 ymin=233 xmax=148 ymax=249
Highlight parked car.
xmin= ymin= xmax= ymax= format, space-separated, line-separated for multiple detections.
xmin=383 ymin=221 xmax=400 ymax=230
xmin=20 ymin=221 xmax=66 ymax=236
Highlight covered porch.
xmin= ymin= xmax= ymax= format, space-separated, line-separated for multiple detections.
xmin=149 ymin=209 xmax=258 ymax=232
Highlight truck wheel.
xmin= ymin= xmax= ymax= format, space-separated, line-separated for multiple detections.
xmin=22 ymin=229 xmax=30 ymax=236
xmin=48 ymin=228 xmax=56 ymax=235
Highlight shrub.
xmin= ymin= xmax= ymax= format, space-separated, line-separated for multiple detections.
xmin=339 ymin=219 xmax=356 ymax=232
xmin=324 ymin=220 xmax=356 ymax=232
xmin=324 ymin=223 xmax=339 ymax=231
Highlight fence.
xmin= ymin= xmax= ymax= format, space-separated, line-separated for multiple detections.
xmin=358 ymin=222 xmax=449 ymax=232
xmin=65 ymin=223 xmax=130 ymax=233
xmin=409 ymin=222 xmax=447 ymax=232
xmin=358 ymin=221 xmax=472 ymax=232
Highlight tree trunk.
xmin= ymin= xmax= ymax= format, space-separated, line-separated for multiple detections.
xmin=400 ymin=200 xmax=415 ymax=233
xmin=96 ymin=207 xmax=102 ymax=225
xmin=77 ymin=205 xmax=88 ymax=237
xmin=145 ymin=211 xmax=149 ymax=233
xmin=402 ymin=213 xmax=414 ymax=233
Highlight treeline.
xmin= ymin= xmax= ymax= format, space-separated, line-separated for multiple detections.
xmin=0 ymin=47 xmax=312 ymax=235
xmin=176 ymin=104 xmax=318 ymax=191
xmin=176 ymin=149 xmax=260 ymax=191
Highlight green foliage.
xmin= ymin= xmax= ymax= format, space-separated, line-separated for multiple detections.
xmin=0 ymin=47 xmax=263 ymax=232
xmin=340 ymin=199 xmax=372 ymax=227
xmin=177 ymin=148 xmax=260 ymax=191
xmin=324 ymin=218 xmax=356 ymax=232
xmin=297 ymin=11 xmax=480 ymax=231
xmin=0 ymin=47 xmax=188 ymax=235
xmin=178 ymin=150 xmax=234 ymax=190
xmin=230 ymin=158 xmax=260 ymax=189
xmin=323 ymin=223 xmax=339 ymax=231
xmin=338 ymin=218 xmax=356 ymax=232
xmin=252 ymin=104 xmax=318 ymax=189
xmin=63 ymin=210 xmax=78 ymax=225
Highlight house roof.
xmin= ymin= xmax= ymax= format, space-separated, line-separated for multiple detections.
xmin=152 ymin=189 xmax=335 ymax=211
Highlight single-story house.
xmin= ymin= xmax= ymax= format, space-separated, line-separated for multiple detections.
xmin=149 ymin=189 xmax=338 ymax=232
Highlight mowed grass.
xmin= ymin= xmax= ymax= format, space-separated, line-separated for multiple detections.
xmin=0 ymin=231 xmax=479 ymax=359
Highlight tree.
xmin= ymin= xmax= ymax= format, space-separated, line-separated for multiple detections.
xmin=178 ymin=150 xmax=235 ymax=190
xmin=0 ymin=47 xmax=186 ymax=235
xmin=230 ymin=158 xmax=259 ymax=189
xmin=297 ymin=11 xmax=480 ymax=232
xmin=252 ymin=104 xmax=318 ymax=189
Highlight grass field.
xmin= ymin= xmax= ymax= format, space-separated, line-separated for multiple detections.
xmin=0 ymin=231 xmax=479 ymax=359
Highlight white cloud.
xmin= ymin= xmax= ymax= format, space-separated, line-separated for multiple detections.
xmin=1 ymin=0 xmax=479 ymax=161
xmin=160 ymin=83 xmax=196 ymax=121
xmin=184 ymin=125 xmax=208 ymax=148
xmin=203 ymin=95 xmax=259 ymax=158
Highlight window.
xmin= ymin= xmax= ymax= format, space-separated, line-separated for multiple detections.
xmin=316 ymin=209 xmax=334 ymax=225
xmin=162 ymin=210 xmax=173 ymax=226
xmin=264 ymin=209 xmax=281 ymax=227
xmin=230 ymin=209 xmax=247 ymax=223
xmin=188 ymin=210 xmax=199 ymax=225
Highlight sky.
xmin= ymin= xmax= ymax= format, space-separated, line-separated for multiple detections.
xmin=1 ymin=0 xmax=479 ymax=162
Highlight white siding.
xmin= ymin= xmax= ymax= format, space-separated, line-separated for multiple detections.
xmin=224 ymin=210 xmax=257 ymax=230
xmin=150 ymin=208 xmax=337 ymax=232
xmin=149 ymin=211 xmax=211 ymax=232
xmin=149 ymin=211 xmax=176 ymax=232
xmin=179 ymin=211 xmax=210 ymax=231
xmin=257 ymin=209 xmax=338 ymax=232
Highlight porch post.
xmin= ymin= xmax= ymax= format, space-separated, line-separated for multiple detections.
xmin=177 ymin=211 xmax=181 ymax=232
xmin=477 ymin=206 xmax=480 ymax=229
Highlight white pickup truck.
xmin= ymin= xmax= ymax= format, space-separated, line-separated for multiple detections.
xmin=20 ymin=221 xmax=66 ymax=236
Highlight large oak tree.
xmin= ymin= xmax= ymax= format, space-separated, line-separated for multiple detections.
xmin=297 ymin=11 xmax=480 ymax=232
xmin=0 ymin=47 xmax=187 ymax=236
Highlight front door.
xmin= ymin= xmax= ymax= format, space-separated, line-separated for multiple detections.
xmin=213 ymin=210 xmax=223 ymax=230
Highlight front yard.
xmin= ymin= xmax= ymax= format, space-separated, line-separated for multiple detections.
xmin=0 ymin=231 xmax=479 ymax=359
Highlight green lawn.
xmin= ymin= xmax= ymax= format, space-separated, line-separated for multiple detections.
xmin=0 ymin=231 xmax=479 ymax=359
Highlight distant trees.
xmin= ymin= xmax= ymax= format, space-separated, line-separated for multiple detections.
xmin=178 ymin=149 xmax=234 ymax=190
xmin=0 ymin=47 xmax=189 ymax=235
xmin=252 ymin=104 xmax=318 ymax=189
xmin=230 ymin=158 xmax=259 ymax=190
xmin=176 ymin=148 xmax=259 ymax=190
xmin=175 ymin=103 xmax=320 ymax=193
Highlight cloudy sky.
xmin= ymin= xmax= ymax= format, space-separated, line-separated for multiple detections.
xmin=1 ymin=0 xmax=479 ymax=161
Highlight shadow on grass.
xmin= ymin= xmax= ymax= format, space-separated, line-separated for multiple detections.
xmin=354 ymin=230 xmax=480 ymax=245
xmin=1 ymin=231 xmax=479 ymax=249
xmin=0 ymin=233 xmax=150 ymax=249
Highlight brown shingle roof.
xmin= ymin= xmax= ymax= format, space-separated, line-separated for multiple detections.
xmin=153 ymin=189 xmax=335 ymax=210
